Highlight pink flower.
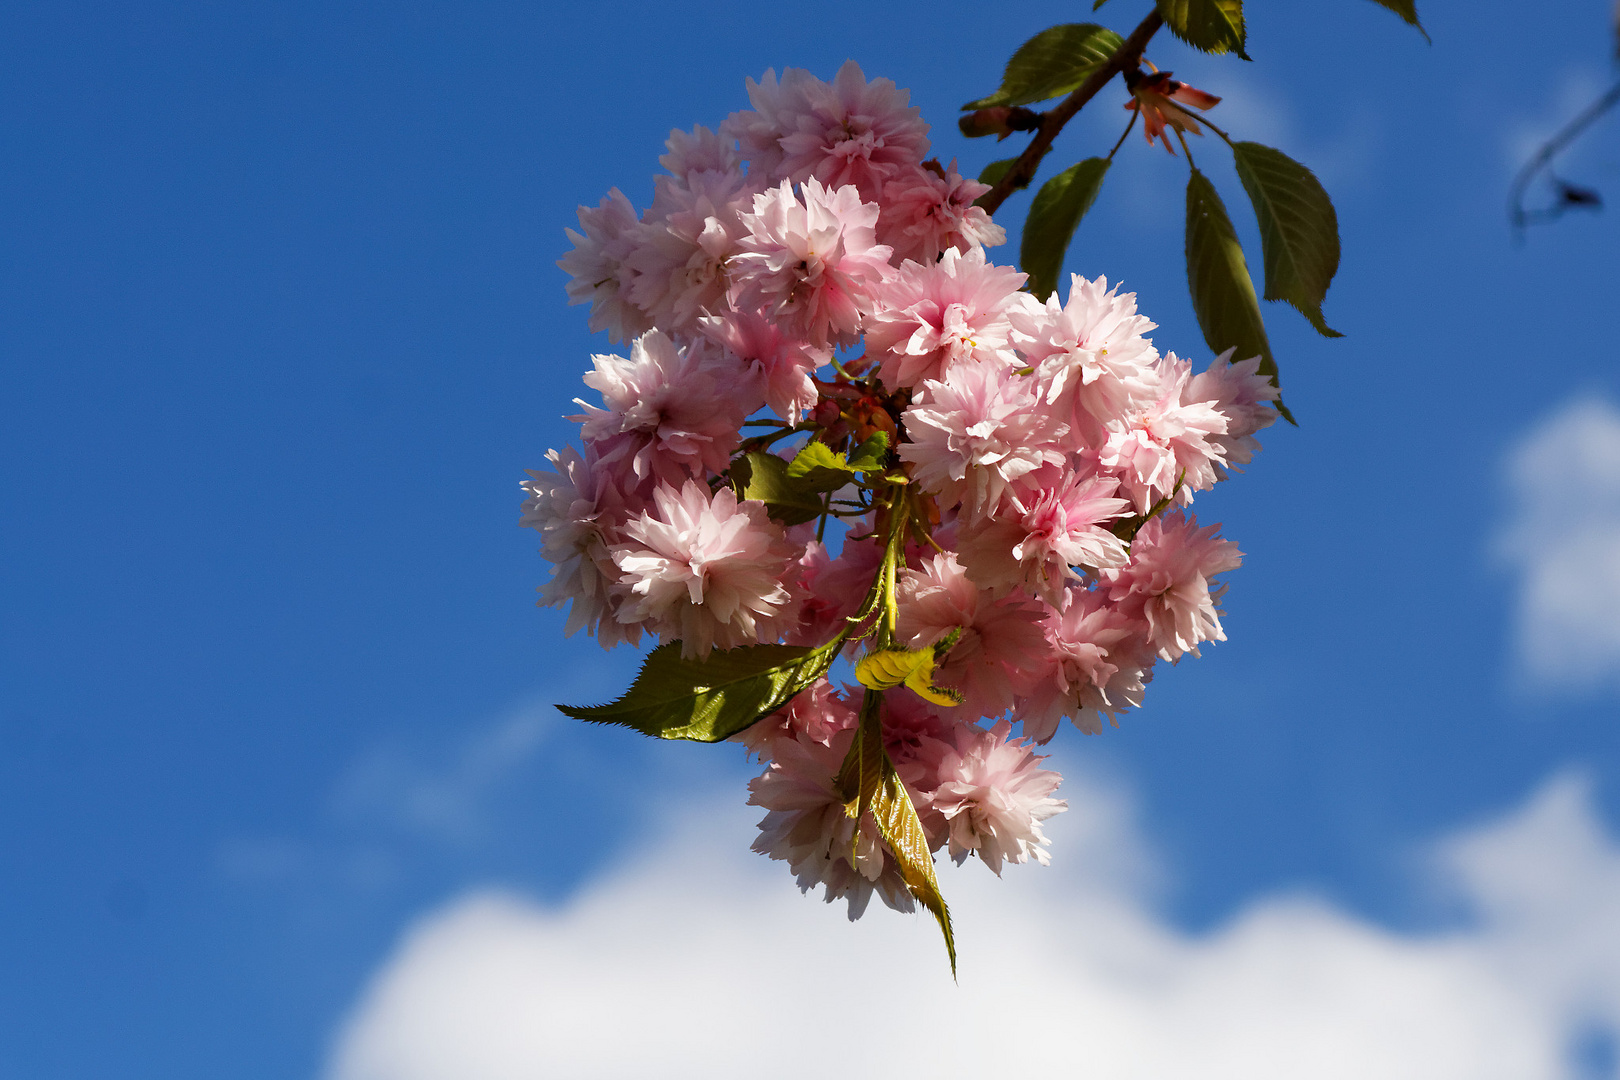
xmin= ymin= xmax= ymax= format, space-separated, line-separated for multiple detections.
xmin=864 ymin=246 xmax=1026 ymax=390
xmin=1124 ymin=69 xmax=1221 ymax=156
xmin=930 ymin=720 xmax=1067 ymax=874
xmin=1099 ymin=354 xmax=1229 ymax=513
xmin=1014 ymin=587 xmax=1154 ymax=740
xmin=1105 ymin=512 xmax=1242 ymax=661
xmin=895 ymin=552 xmax=1048 ymax=719
xmin=733 ymin=678 xmax=857 ymax=761
xmin=658 ymin=124 xmax=742 ymax=180
xmin=519 ymin=445 xmax=643 ymax=650
xmin=877 ymin=159 xmax=1006 ymax=266
xmin=538 ymin=66 xmax=1277 ymax=908
xmin=899 ymin=361 xmax=1069 ymax=521
xmin=1009 ymin=274 xmax=1162 ymax=442
xmin=729 ymin=178 xmax=894 ymax=350
xmin=1186 ymin=349 xmax=1279 ymax=471
xmin=610 ymin=480 xmax=801 ymax=659
xmin=556 ymin=189 xmax=652 ymax=345
xmin=622 ymin=168 xmax=758 ymax=334
xmin=749 ymin=726 xmax=916 ymax=919
xmin=723 ymin=61 xmax=930 ymax=199
xmin=784 ymin=536 xmax=884 ymax=648
xmin=698 ymin=309 xmax=829 ymax=424
xmin=571 ymin=330 xmax=761 ymax=489
xmin=955 ymin=467 xmax=1132 ymax=602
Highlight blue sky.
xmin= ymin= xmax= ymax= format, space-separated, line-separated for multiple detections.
xmin=3 ymin=1 xmax=1620 ymax=1076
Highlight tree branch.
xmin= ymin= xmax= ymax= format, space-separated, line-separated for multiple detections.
xmin=978 ymin=10 xmax=1165 ymax=215
xmin=1507 ymin=78 xmax=1620 ymax=231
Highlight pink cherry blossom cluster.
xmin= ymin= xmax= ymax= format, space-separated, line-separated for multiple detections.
xmin=528 ymin=62 xmax=1277 ymax=919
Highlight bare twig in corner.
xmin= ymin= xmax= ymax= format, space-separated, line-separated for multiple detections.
xmin=1508 ymin=79 xmax=1620 ymax=232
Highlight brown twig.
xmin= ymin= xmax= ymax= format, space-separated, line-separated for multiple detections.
xmin=978 ymin=10 xmax=1165 ymax=214
xmin=1508 ymin=78 xmax=1620 ymax=232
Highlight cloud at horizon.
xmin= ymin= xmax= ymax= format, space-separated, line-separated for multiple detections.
xmin=323 ymin=768 xmax=1620 ymax=1080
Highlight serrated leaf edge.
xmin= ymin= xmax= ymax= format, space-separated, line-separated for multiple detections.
xmin=1230 ymin=141 xmax=1343 ymax=338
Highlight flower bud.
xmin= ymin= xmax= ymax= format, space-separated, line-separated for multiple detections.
xmin=957 ymin=106 xmax=1041 ymax=141
xmin=811 ymin=398 xmax=843 ymax=431
xmin=959 ymin=107 xmax=1013 ymax=139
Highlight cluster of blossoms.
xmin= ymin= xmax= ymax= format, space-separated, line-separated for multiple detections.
xmin=528 ymin=63 xmax=1276 ymax=920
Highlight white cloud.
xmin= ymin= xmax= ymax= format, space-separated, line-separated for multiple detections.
xmin=1440 ymin=774 xmax=1620 ymax=1030
xmin=1498 ymin=396 xmax=1620 ymax=690
xmin=323 ymin=769 xmax=1620 ymax=1080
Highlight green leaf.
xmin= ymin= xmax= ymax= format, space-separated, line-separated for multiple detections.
xmin=835 ymin=697 xmax=885 ymax=820
xmin=962 ymin=24 xmax=1125 ymax=110
xmin=1231 ymin=142 xmax=1342 ymax=338
xmin=786 ymin=441 xmax=859 ymax=490
xmin=785 ymin=433 xmax=889 ymax=490
xmin=845 ymin=432 xmax=890 ymax=472
xmin=836 ymin=694 xmax=956 ymax=976
xmin=1365 ymin=0 xmax=1429 ymax=41
xmin=557 ymin=641 xmax=840 ymax=742
xmin=1154 ymin=0 xmax=1248 ymax=58
xmin=1185 ymin=167 xmax=1280 ymax=394
xmin=1092 ymin=0 xmax=1111 ymax=8
xmin=872 ymin=749 xmax=956 ymax=975
xmin=854 ymin=648 xmax=963 ymax=707
xmin=1020 ymin=158 xmax=1111 ymax=301
xmin=732 ymin=451 xmax=826 ymax=525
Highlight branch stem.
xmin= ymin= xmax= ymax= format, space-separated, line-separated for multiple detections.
xmin=1174 ymin=125 xmax=1196 ymax=166
xmin=1107 ymin=109 xmax=1140 ymax=160
xmin=978 ymin=9 xmax=1165 ymax=214
xmin=1508 ymin=79 xmax=1620 ymax=230
xmin=1196 ymin=114 xmax=1235 ymax=148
